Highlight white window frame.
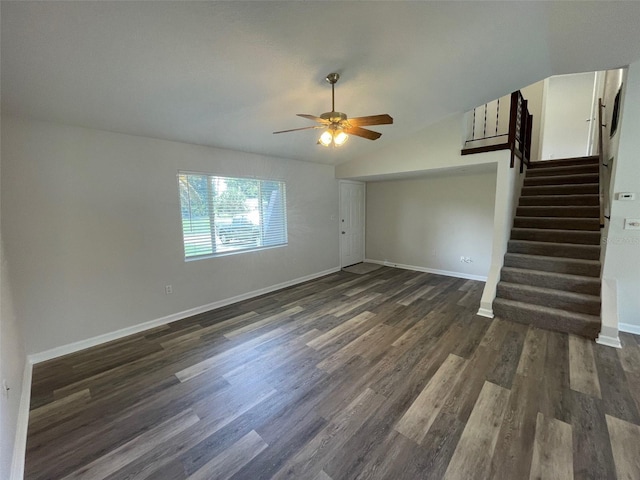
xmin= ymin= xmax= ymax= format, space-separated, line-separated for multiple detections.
xmin=178 ymin=171 xmax=287 ymax=260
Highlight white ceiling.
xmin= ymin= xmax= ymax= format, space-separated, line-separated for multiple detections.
xmin=3 ymin=1 xmax=640 ymax=165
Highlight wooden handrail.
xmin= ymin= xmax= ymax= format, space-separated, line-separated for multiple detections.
xmin=463 ymin=90 xmax=531 ymax=171
xmin=598 ymin=98 xmax=606 ymax=227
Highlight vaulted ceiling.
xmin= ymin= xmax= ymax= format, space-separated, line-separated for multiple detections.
xmin=3 ymin=1 xmax=640 ymax=164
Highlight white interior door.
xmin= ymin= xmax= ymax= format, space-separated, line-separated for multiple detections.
xmin=541 ymin=72 xmax=597 ymax=160
xmin=340 ymin=181 xmax=365 ymax=268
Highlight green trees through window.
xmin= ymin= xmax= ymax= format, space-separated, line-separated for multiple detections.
xmin=178 ymin=172 xmax=287 ymax=258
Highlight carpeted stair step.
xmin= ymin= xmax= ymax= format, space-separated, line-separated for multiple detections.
xmin=500 ymin=267 xmax=601 ymax=295
xmin=524 ymin=173 xmax=599 ymax=186
xmin=511 ymin=228 xmax=600 ymax=245
xmin=525 ymin=163 xmax=599 ymax=177
xmin=507 ymin=240 xmax=600 ymax=260
xmin=519 ymin=194 xmax=600 ymax=206
xmin=521 ymin=183 xmax=599 ymax=196
xmin=497 ymin=282 xmax=600 ymax=315
xmin=516 ymin=205 xmax=599 ymax=218
xmin=493 ymin=298 xmax=601 ymax=339
xmin=504 ymin=253 xmax=600 ymax=276
xmin=527 ymin=156 xmax=599 ymax=169
xmin=513 ymin=216 xmax=601 ymax=231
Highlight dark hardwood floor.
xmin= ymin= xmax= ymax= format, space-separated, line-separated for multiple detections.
xmin=25 ymin=267 xmax=640 ymax=479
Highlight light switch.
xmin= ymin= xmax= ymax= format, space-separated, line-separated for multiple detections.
xmin=617 ymin=192 xmax=636 ymax=201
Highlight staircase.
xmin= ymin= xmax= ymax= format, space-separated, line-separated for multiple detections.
xmin=493 ymin=156 xmax=602 ymax=339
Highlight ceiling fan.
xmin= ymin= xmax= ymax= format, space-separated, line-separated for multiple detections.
xmin=273 ymin=73 xmax=393 ymax=147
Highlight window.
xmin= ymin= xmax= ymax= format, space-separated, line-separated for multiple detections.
xmin=178 ymin=172 xmax=287 ymax=259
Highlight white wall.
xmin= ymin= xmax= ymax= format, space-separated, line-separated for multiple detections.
xmin=0 ymin=149 xmax=28 ymax=480
xmin=365 ymin=168 xmax=497 ymax=279
xmin=520 ymin=80 xmax=545 ymax=162
xmin=602 ymin=61 xmax=640 ymax=333
xmin=1 ymin=117 xmax=339 ymax=355
xmin=336 ymin=114 xmax=502 ymax=180
xmin=541 ymin=72 xmax=596 ymax=160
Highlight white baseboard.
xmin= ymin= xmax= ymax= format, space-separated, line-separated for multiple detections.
xmin=365 ymin=259 xmax=488 ymax=282
xmin=10 ymin=361 xmax=32 ymax=480
xmin=596 ymin=333 xmax=622 ymax=349
xmin=619 ymin=322 xmax=640 ymax=336
xmin=28 ymin=266 xmax=341 ymax=364
xmin=477 ymin=307 xmax=495 ymax=318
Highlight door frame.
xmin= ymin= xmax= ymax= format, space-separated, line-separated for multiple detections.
xmin=339 ymin=180 xmax=366 ymax=268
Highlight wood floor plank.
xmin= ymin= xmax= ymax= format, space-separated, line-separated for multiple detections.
xmin=571 ymin=390 xmax=617 ymax=480
xmin=62 ymin=409 xmax=200 ymax=480
xmin=517 ymin=327 xmax=547 ymax=379
xmin=306 ymin=311 xmax=376 ymax=351
xmin=24 ymin=270 xmax=640 ymax=480
xmin=394 ymin=353 xmax=467 ymax=444
xmin=618 ymin=333 xmax=640 ymax=373
xmin=186 ymin=430 xmax=267 ymax=480
xmin=442 ymin=381 xmax=511 ymax=480
xmin=529 ymin=412 xmax=573 ymax=480
xmin=272 ymin=388 xmax=386 ymax=479
xmin=569 ymin=334 xmax=602 ymax=398
xmin=594 ymin=343 xmax=640 ymax=425
xmin=605 ymin=414 xmax=640 ymax=480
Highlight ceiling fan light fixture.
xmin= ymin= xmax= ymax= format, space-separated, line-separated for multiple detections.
xmin=334 ymin=131 xmax=349 ymax=146
xmin=319 ymin=130 xmax=333 ymax=147
xmin=319 ymin=129 xmax=349 ymax=147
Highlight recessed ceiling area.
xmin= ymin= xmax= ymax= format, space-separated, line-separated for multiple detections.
xmin=3 ymin=1 xmax=640 ymax=165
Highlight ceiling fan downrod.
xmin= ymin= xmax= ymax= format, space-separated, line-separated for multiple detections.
xmin=326 ymin=73 xmax=339 ymax=113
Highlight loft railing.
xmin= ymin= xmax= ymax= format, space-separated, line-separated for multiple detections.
xmin=598 ymin=98 xmax=611 ymax=228
xmin=462 ymin=90 xmax=532 ymax=172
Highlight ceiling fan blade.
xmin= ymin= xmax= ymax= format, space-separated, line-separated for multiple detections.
xmin=348 ymin=114 xmax=393 ymax=127
xmin=273 ymin=125 xmax=325 ymax=134
xmin=297 ymin=114 xmax=330 ymax=124
xmin=344 ymin=126 xmax=382 ymax=140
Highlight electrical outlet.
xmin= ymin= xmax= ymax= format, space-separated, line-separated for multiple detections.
xmin=624 ymin=218 xmax=640 ymax=230
xmin=165 ymin=285 xmax=173 ymax=295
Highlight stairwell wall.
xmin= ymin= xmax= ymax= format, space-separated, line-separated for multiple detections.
xmin=602 ymin=61 xmax=640 ymax=334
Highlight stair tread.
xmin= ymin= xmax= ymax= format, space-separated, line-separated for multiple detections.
xmin=508 ymin=240 xmax=600 ymax=249
xmin=522 ymin=182 xmax=599 ymax=188
xmin=515 ymin=216 xmax=599 ymax=221
xmin=505 ymin=252 xmax=600 ymax=265
xmin=528 ymin=156 xmax=599 ymax=168
xmin=525 ymin=173 xmax=599 ymax=181
xmin=512 ymin=227 xmax=600 ymax=235
xmin=498 ymin=281 xmax=600 ymax=301
xmin=502 ymin=266 xmax=601 ymax=280
xmin=493 ymin=298 xmax=601 ymax=322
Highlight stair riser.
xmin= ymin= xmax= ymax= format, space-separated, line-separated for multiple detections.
xmin=521 ymin=184 xmax=599 ymax=196
xmin=516 ymin=206 xmax=599 ymax=218
xmin=493 ymin=301 xmax=600 ymax=339
xmin=524 ymin=174 xmax=599 ymax=186
xmin=504 ymin=255 xmax=600 ymax=277
xmin=511 ymin=229 xmax=600 ymax=245
xmin=528 ymin=157 xmax=599 ymax=169
xmin=500 ymin=268 xmax=600 ymax=295
xmin=497 ymin=284 xmax=600 ymax=315
xmin=507 ymin=241 xmax=600 ymax=260
xmin=526 ymin=164 xmax=599 ymax=177
xmin=513 ymin=217 xmax=601 ymax=231
xmin=519 ymin=195 xmax=600 ymax=206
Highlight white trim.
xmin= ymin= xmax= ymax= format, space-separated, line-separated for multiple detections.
xmin=10 ymin=361 xmax=32 ymax=480
xmin=365 ymin=258 xmax=488 ymax=282
xmin=619 ymin=322 xmax=640 ymax=335
xmin=28 ymin=267 xmax=340 ymax=364
xmin=596 ymin=333 xmax=622 ymax=349
xmin=477 ymin=307 xmax=495 ymax=318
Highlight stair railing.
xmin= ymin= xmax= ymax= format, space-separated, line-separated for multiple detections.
xmin=598 ymin=98 xmax=611 ymax=227
xmin=462 ymin=90 xmax=532 ymax=173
